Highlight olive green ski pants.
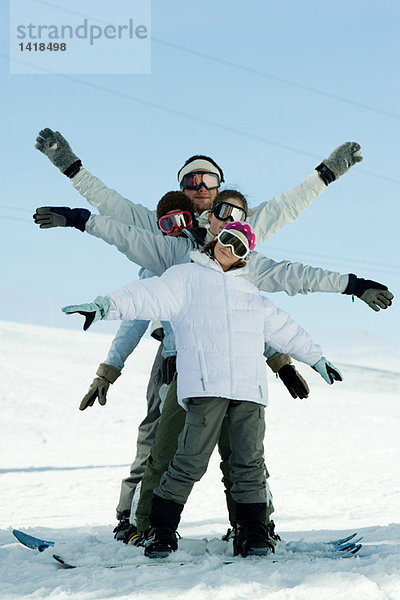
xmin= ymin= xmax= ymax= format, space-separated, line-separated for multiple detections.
xmin=135 ymin=378 xmax=273 ymax=532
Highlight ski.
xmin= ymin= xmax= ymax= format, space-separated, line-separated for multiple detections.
xmin=13 ymin=528 xmax=362 ymax=569
xmin=52 ymin=553 xmax=236 ymax=569
xmin=285 ymin=532 xmax=363 ymax=557
xmin=12 ymin=529 xmax=55 ymax=552
xmin=52 ymin=543 xmax=362 ymax=569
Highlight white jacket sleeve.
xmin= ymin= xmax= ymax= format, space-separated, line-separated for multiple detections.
xmin=247 ymin=251 xmax=349 ymax=295
xmin=71 ymin=168 xmax=159 ymax=231
xmin=248 ymin=171 xmax=326 ymax=244
xmin=105 ymin=266 xmax=186 ymax=323
xmin=261 ymin=296 xmax=323 ymax=366
xmin=85 ymin=215 xmax=192 ymax=275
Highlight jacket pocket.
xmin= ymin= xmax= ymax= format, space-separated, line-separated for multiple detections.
xmin=181 ymin=400 xmax=207 ymax=455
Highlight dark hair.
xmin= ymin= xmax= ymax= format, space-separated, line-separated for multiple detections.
xmin=213 ymin=189 xmax=248 ymax=215
xmin=156 ymin=191 xmax=196 ymax=221
xmin=178 ymin=154 xmax=224 ymax=183
xmin=202 ymin=239 xmax=246 ymax=270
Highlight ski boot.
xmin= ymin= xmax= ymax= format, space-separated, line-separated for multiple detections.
xmin=233 ymin=502 xmax=276 ymax=558
xmin=144 ymin=494 xmax=183 ymax=558
xmin=221 ymin=527 xmax=235 ymax=542
xmin=144 ymin=526 xmax=178 ymax=558
xmin=128 ymin=527 xmax=151 ymax=547
xmin=113 ymin=517 xmax=132 ymax=541
xmin=233 ymin=522 xmax=276 ymax=557
xmin=266 ymin=520 xmax=281 ymax=543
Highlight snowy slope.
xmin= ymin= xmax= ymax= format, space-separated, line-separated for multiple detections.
xmin=1 ymin=320 xmax=399 ymax=599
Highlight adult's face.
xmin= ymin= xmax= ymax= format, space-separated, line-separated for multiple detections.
xmin=181 ymin=170 xmax=220 ymax=213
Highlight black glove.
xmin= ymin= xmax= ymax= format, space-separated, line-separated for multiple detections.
xmin=278 ymin=364 xmax=310 ymax=399
xmin=35 ymin=128 xmax=82 ymax=178
xmin=33 ymin=206 xmax=91 ymax=232
xmin=343 ymin=274 xmax=394 ymax=311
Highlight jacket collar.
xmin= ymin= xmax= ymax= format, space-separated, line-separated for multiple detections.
xmin=182 ymin=227 xmax=208 ymax=248
xmin=189 ymin=249 xmax=248 ymax=277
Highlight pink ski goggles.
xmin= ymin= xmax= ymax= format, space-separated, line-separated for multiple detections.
xmin=158 ymin=210 xmax=193 ymax=234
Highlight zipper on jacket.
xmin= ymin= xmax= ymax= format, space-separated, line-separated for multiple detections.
xmin=222 ymin=275 xmax=233 ymax=393
xmin=198 ymin=349 xmax=208 ymax=385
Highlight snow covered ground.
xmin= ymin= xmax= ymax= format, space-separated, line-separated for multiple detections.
xmin=1 ymin=320 xmax=399 ymax=599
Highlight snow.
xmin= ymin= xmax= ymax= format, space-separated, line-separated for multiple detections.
xmin=1 ymin=320 xmax=399 ymax=599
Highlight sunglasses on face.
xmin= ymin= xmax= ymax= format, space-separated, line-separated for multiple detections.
xmin=211 ymin=201 xmax=247 ymax=222
xmin=217 ymin=229 xmax=250 ymax=259
xmin=180 ymin=171 xmax=221 ymax=191
xmin=158 ymin=210 xmax=193 ymax=234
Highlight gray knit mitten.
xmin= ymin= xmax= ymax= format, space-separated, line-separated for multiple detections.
xmin=35 ymin=128 xmax=82 ymax=177
xmin=317 ymin=141 xmax=363 ymax=184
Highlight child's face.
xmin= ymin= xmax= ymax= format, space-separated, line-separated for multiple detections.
xmin=162 ymin=209 xmax=189 ymax=237
xmin=214 ymin=242 xmax=240 ymax=271
xmin=208 ymin=197 xmax=246 ymax=237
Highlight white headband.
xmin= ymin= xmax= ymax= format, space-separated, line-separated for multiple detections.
xmin=178 ymin=159 xmax=222 ymax=185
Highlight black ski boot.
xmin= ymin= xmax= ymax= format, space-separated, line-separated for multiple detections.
xmin=113 ymin=513 xmax=135 ymax=542
xmin=266 ymin=520 xmax=281 ymax=543
xmin=144 ymin=495 xmax=183 ymax=559
xmin=129 ymin=527 xmax=151 ymax=547
xmin=144 ymin=526 xmax=178 ymax=558
xmin=233 ymin=502 xmax=276 ymax=558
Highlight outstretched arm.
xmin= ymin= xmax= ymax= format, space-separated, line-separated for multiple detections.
xmin=79 ymin=319 xmax=150 ymax=410
xmin=248 ymin=142 xmax=363 ymax=244
xmin=247 ymin=252 xmax=393 ymax=311
xmin=261 ymin=297 xmax=342 ymax=385
xmin=62 ymin=265 xmax=186 ymax=329
xmin=35 ymin=128 xmax=158 ymax=230
xmin=33 ymin=207 xmax=192 ymax=275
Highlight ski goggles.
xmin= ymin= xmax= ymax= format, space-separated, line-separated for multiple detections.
xmin=158 ymin=210 xmax=193 ymax=234
xmin=180 ymin=171 xmax=221 ymax=191
xmin=217 ymin=229 xmax=250 ymax=259
xmin=211 ymin=201 xmax=247 ymax=222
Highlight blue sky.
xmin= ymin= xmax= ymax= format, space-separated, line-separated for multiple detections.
xmin=1 ymin=0 xmax=399 ymax=363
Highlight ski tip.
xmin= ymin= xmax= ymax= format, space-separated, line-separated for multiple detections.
xmin=350 ymin=544 xmax=362 ymax=555
xmin=12 ymin=529 xmax=25 ymax=539
xmin=329 ymin=532 xmax=357 ymax=546
xmin=12 ymin=529 xmax=55 ymax=551
xmin=53 ymin=554 xmax=75 ymax=569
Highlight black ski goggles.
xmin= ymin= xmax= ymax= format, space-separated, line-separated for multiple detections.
xmin=217 ymin=229 xmax=250 ymax=259
xmin=158 ymin=210 xmax=193 ymax=234
xmin=180 ymin=171 xmax=221 ymax=191
xmin=211 ymin=201 xmax=247 ymax=222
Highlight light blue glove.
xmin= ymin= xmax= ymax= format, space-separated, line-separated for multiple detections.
xmin=312 ymin=357 xmax=343 ymax=385
xmin=62 ymin=295 xmax=110 ymax=331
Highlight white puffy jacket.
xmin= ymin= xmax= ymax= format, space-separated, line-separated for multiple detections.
xmin=105 ymin=251 xmax=323 ymax=408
